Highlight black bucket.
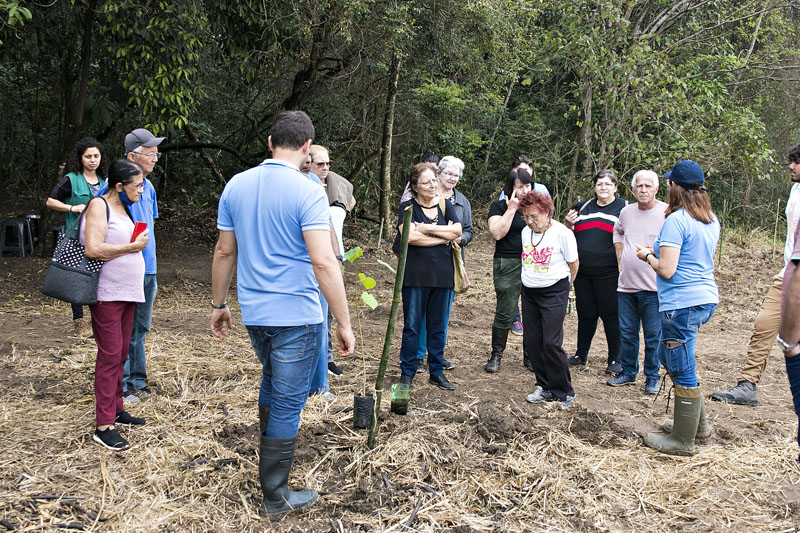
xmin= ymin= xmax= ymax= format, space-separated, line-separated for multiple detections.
xmin=353 ymin=395 xmax=375 ymax=429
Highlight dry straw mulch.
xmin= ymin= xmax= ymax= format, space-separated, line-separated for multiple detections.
xmin=1 ymin=275 xmax=800 ymax=531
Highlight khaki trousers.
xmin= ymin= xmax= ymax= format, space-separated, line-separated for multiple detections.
xmin=740 ymin=275 xmax=783 ymax=384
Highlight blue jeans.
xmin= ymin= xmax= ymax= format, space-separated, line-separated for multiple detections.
xmin=785 ymin=354 xmax=800 ymax=461
xmin=618 ymin=291 xmax=661 ymax=380
xmin=400 ymin=287 xmax=450 ymax=377
xmin=659 ymin=304 xmax=716 ymax=387
xmin=416 ymin=290 xmax=455 ymax=360
xmin=248 ymin=322 xmax=322 ymax=439
xmin=123 ymin=273 xmax=157 ymax=391
xmin=308 ymin=295 xmax=330 ymax=396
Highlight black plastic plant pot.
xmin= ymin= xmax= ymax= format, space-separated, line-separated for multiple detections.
xmin=353 ymin=395 xmax=375 ymax=429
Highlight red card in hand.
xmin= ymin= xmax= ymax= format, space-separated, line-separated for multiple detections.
xmin=131 ymin=222 xmax=147 ymax=242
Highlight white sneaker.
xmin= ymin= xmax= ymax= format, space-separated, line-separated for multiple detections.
xmin=322 ymin=391 xmax=337 ymax=400
xmin=526 ymin=386 xmax=553 ymax=403
xmin=560 ymin=395 xmax=576 ymax=409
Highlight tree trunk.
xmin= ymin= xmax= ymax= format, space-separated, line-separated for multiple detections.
xmin=378 ymin=54 xmax=402 ymax=226
xmin=580 ymin=80 xmax=594 ymax=179
xmin=183 ymin=124 xmax=228 ymax=188
xmin=483 ymin=80 xmax=515 ymax=174
xmin=58 ymin=0 xmax=97 ymax=169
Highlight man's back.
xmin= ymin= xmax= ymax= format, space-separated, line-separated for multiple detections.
xmin=217 ymin=159 xmax=330 ymax=326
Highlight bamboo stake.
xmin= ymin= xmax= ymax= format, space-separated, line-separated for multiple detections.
xmin=368 ymin=206 xmax=412 ymax=449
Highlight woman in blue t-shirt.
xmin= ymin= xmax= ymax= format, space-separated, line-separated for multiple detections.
xmin=396 ymin=163 xmax=462 ymax=390
xmin=636 ymin=160 xmax=719 ymax=456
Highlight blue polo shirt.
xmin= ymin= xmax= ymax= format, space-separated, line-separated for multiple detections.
xmin=96 ymin=178 xmax=158 ymax=274
xmin=217 ymin=159 xmax=330 ymax=326
xmin=654 ymin=208 xmax=720 ymax=311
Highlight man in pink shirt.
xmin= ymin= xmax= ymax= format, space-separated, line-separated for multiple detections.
xmin=607 ymin=170 xmax=667 ymax=394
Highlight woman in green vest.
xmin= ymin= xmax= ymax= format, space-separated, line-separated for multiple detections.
xmin=46 ymin=137 xmax=107 ymax=338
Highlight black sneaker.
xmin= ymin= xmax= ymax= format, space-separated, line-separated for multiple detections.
xmin=429 ymin=374 xmax=455 ymax=390
xmin=93 ymin=426 xmax=129 ymax=451
xmin=605 ymin=360 xmax=622 ymax=375
xmin=327 ymin=361 xmax=343 ymax=376
xmin=567 ymin=354 xmax=587 ymax=366
xmin=416 ymin=360 xmax=427 ymax=374
xmin=442 ymin=359 xmax=455 ymax=370
xmin=399 ymin=374 xmax=414 ymax=386
xmin=115 ymin=411 xmax=146 ymax=426
xmin=136 ymin=386 xmax=152 ymax=397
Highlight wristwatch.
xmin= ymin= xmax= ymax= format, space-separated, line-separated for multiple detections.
xmin=211 ymin=300 xmax=227 ymax=309
xmin=776 ymin=334 xmax=799 ymax=353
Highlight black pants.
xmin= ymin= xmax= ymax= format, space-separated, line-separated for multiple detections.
xmin=522 ymin=277 xmax=574 ymax=401
xmin=573 ymin=272 xmax=620 ymax=359
xmin=71 ymin=303 xmax=83 ymax=320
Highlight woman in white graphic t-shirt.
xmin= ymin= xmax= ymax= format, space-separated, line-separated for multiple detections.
xmin=519 ymin=191 xmax=580 ymax=410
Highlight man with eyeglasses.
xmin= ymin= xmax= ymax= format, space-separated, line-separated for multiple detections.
xmin=309 ymin=144 xmax=356 ymax=377
xmin=607 ymin=170 xmax=666 ymax=395
xmin=113 ymin=128 xmax=165 ymax=402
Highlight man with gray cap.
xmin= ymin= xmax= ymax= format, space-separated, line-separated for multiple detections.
xmin=120 ymin=128 xmax=165 ymax=401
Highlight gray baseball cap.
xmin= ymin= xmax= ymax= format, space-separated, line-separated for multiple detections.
xmin=124 ymin=128 xmax=166 ymax=153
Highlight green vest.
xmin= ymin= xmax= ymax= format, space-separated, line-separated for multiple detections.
xmin=65 ymin=172 xmax=106 ymax=237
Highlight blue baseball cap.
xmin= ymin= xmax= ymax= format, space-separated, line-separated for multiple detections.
xmin=664 ymin=160 xmax=705 ymax=190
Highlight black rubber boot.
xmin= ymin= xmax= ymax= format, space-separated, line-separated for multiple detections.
xmin=259 ymin=436 xmax=318 ymax=519
xmin=259 ymin=405 xmax=271 ymax=437
xmin=485 ymin=327 xmax=509 ymax=373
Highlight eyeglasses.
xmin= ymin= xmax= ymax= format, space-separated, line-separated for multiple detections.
xmin=136 ymin=152 xmax=162 ymax=160
xmin=312 ymin=161 xmax=331 ymax=167
xmin=417 ymin=180 xmax=437 ymax=187
xmin=522 ymin=213 xmax=547 ymax=222
xmin=595 ymin=182 xmax=615 ymax=189
xmin=440 ymin=171 xmax=461 ymax=178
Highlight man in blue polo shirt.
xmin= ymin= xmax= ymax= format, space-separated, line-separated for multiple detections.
xmin=96 ymin=128 xmax=165 ymax=402
xmin=210 ymin=110 xmax=354 ymax=519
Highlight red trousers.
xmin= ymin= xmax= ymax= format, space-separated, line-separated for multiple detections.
xmin=90 ymin=301 xmax=135 ymax=426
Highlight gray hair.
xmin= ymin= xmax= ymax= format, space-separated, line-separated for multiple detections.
xmin=631 ymin=169 xmax=659 ymax=190
xmin=436 ymin=155 xmax=465 ymax=176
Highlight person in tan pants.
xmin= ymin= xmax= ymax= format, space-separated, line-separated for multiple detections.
xmin=712 ymin=144 xmax=800 ymax=405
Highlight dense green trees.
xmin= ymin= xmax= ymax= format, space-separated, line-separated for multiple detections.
xmin=1 ymin=0 xmax=799 ymax=230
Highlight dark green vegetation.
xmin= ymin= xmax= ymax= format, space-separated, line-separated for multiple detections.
xmin=2 ymin=0 xmax=799 ymax=229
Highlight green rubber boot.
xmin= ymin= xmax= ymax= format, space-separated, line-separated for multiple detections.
xmin=645 ymin=385 xmax=701 ymax=456
xmin=663 ymin=397 xmax=711 ymax=439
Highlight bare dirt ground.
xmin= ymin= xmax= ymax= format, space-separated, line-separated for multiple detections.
xmin=1 ymin=201 xmax=799 ymax=532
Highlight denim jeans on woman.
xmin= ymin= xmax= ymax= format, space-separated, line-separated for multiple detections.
xmin=399 ymin=287 xmax=450 ymax=377
xmin=659 ymin=303 xmax=716 ymax=387
xmin=415 ymin=290 xmax=455 ymax=360
xmin=248 ymin=322 xmax=322 ymax=439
